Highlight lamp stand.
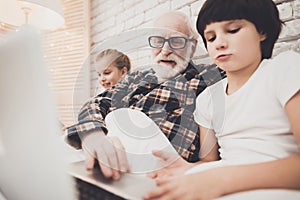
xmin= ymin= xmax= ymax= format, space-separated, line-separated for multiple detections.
xmin=21 ymin=7 xmax=31 ymax=24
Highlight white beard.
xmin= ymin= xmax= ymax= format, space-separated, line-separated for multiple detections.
xmin=151 ymin=64 xmax=179 ymax=83
xmin=153 ymin=56 xmax=189 ymax=83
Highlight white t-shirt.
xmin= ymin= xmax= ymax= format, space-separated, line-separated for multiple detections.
xmin=187 ymin=51 xmax=300 ymax=174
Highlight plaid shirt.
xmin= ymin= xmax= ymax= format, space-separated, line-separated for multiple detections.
xmin=67 ymin=62 xmax=225 ymax=162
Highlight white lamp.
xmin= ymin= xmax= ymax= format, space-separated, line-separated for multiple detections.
xmin=0 ymin=0 xmax=64 ymax=30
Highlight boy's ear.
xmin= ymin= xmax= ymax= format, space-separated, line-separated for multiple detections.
xmin=259 ymin=32 xmax=267 ymax=42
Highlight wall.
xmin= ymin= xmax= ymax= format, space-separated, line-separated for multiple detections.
xmin=274 ymin=0 xmax=300 ymax=55
xmin=43 ymin=0 xmax=91 ymax=126
xmin=0 ymin=0 xmax=91 ymax=127
xmin=90 ymin=0 xmax=300 ymax=94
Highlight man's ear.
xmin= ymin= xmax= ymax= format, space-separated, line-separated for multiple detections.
xmin=190 ymin=39 xmax=198 ymax=58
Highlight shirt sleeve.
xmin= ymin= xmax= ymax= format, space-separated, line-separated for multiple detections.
xmin=66 ymin=69 xmax=158 ymax=149
xmin=66 ymin=92 xmax=113 ymax=149
xmin=273 ymin=51 xmax=300 ymax=107
xmin=193 ymin=87 xmax=214 ymax=129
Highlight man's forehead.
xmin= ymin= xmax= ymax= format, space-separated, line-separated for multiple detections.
xmin=153 ymin=14 xmax=190 ymax=37
xmin=151 ymin=27 xmax=189 ymax=38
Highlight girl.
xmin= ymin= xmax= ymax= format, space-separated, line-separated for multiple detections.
xmin=95 ymin=49 xmax=131 ymax=90
xmin=144 ymin=0 xmax=300 ymax=199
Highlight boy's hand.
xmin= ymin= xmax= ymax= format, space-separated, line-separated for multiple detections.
xmin=148 ymin=150 xmax=194 ymax=179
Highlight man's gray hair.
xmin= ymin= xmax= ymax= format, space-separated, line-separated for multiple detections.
xmin=153 ymin=11 xmax=199 ymax=40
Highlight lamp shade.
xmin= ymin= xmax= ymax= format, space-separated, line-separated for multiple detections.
xmin=0 ymin=0 xmax=64 ymax=30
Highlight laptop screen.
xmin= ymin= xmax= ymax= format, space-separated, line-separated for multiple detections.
xmin=0 ymin=26 xmax=76 ymax=200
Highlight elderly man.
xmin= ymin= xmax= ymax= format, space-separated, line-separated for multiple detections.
xmin=66 ymin=11 xmax=225 ymax=180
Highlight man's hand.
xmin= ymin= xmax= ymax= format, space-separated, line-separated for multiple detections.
xmin=81 ymin=131 xmax=130 ymax=180
xmin=148 ymin=150 xmax=195 ymax=179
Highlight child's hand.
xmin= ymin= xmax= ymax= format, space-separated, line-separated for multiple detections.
xmin=147 ymin=150 xmax=195 ymax=179
xmin=144 ymin=169 xmax=225 ymax=200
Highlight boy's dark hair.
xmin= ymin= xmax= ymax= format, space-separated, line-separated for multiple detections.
xmin=196 ymin=0 xmax=283 ymax=59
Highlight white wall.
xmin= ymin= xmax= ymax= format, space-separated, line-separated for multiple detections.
xmin=89 ymin=0 xmax=300 ymax=96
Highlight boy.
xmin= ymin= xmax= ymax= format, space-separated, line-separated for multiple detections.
xmin=144 ymin=0 xmax=300 ymax=199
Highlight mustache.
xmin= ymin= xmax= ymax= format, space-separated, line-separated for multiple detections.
xmin=154 ymin=53 xmax=189 ymax=63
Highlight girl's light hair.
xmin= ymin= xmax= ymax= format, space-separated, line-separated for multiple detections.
xmin=95 ymin=49 xmax=131 ymax=71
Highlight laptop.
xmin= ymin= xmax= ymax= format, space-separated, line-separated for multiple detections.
xmin=0 ymin=26 xmax=158 ymax=200
xmin=68 ymin=160 xmax=156 ymax=200
xmin=0 ymin=26 xmax=76 ymax=200
xmin=67 ymin=108 xmax=180 ymax=200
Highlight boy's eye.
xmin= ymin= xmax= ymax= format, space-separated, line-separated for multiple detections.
xmin=206 ymin=35 xmax=216 ymax=42
xmin=98 ymin=73 xmax=101 ymax=77
xmin=228 ymin=27 xmax=240 ymax=34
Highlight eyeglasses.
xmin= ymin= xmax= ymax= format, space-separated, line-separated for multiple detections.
xmin=148 ymin=36 xmax=194 ymax=50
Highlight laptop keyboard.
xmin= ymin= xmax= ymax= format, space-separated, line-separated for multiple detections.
xmin=74 ymin=178 xmax=124 ymax=200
